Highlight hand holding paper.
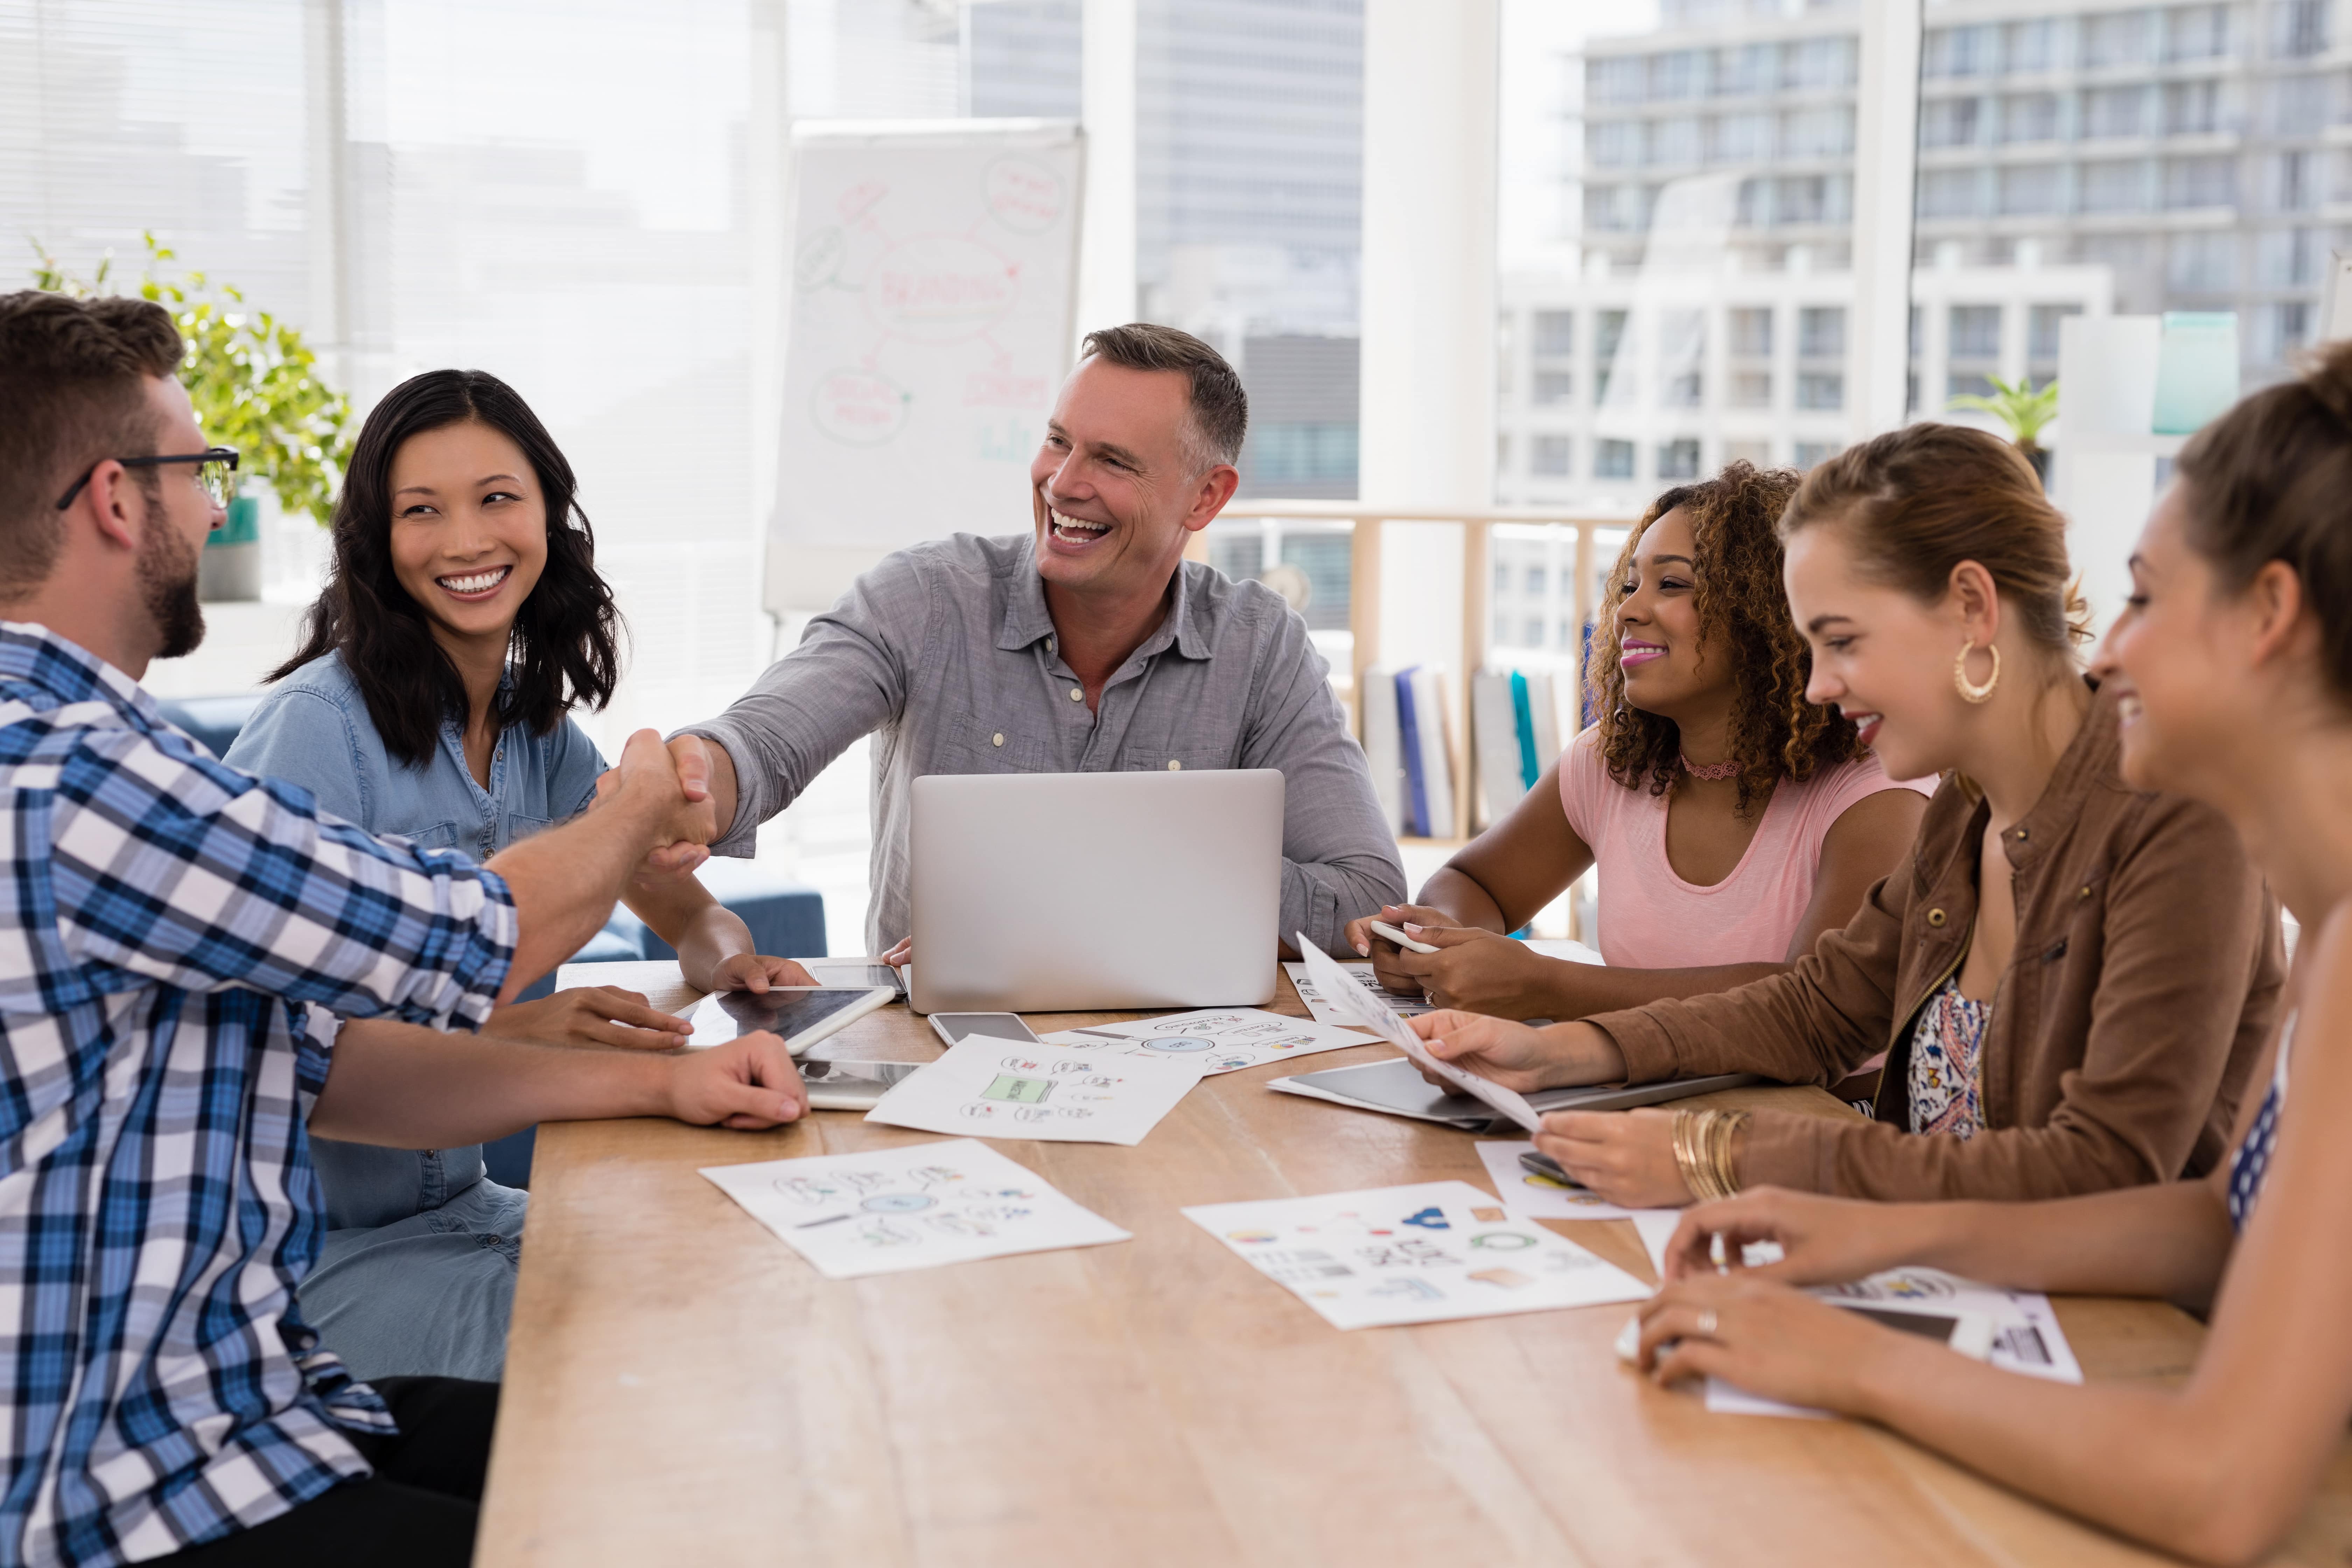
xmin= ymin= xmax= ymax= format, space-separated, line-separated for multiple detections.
xmin=1295 ymin=934 xmax=1544 ymax=1134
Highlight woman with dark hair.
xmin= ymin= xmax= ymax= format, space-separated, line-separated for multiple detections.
xmin=1632 ymin=342 xmax=2352 ymax=1566
xmin=1345 ymin=461 xmax=1931 ymax=1021
xmin=1414 ymin=426 xmax=2283 ymax=1211
xmin=226 ymin=369 xmax=814 ymax=1382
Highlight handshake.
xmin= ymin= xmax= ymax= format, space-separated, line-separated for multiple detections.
xmin=590 ymin=732 xmax=740 ymax=875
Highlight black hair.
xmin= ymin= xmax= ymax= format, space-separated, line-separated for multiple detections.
xmin=272 ymin=369 xmax=621 ymax=768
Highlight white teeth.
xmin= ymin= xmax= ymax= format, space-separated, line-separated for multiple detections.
xmin=1051 ymin=510 xmax=1108 ymax=537
xmin=439 ymin=567 xmax=510 ymax=594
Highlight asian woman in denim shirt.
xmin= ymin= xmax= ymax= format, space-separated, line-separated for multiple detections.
xmin=227 ymin=369 xmax=816 ymax=1381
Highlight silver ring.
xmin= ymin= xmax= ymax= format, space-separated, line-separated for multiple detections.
xmin=1696 ymin=1308 xmax=1719 ymax=1339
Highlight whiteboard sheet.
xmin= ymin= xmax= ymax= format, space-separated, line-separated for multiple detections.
xmin=1184 ymin=1180 xmax=1650 ymax=1331
xmin=771 ymin=121 xmax=1082 ymax=569
xmin=700 ymin=1138 xmax=1128 ymax=1279
xmin=1038 ymin=1007 xmax=1374 ymax=1076
xmin=863 ymin=1034 xmax=1205 ymax=1145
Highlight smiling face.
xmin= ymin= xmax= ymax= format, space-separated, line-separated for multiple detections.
xmin=385 ymin=420 xmax=549 ymax=651
xmin=2091 ymin=485 xmax=2245 ymax=797
xmin=1784 ymin=519 xmax=1978 ymax=780
xmin=1612 ymin=508 xmax=1725 ymax=719
xmin=1030 ymin=357 xmax=1230 ymax=603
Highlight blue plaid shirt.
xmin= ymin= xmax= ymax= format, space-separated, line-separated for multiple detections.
xmin=0 ymin=624 xmax=518 ymax=1566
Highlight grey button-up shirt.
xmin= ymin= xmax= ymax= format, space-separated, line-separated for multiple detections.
xmin=682 ymin=532 xmax=1405 ymax=956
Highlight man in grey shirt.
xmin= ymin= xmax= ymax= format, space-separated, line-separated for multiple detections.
xmin=670 ymin=323 xmax=1404 ymax=957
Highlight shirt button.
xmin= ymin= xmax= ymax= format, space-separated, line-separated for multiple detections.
xmin=1069 ymin=686 xmax=1083 ymax=702
xmin=1926 ymin=908 xmax=1947 ymax=927
xmin=1167 ymin=759 xmax=1182 ymax=771
xmin=2078 ymin=885 xmax=2092 ymax=901
xmin=992 ymin=733 xmax=1004 ymax=748
xmin=2014 ymin=827 xmax=2029 ymax=841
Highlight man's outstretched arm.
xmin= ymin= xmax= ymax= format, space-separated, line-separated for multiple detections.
xmin=309 ymin=1016 xmax=807 ymax=1146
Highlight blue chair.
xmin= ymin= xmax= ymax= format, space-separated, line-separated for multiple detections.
xmin=155 ymin=695 xmax=266 ymax=760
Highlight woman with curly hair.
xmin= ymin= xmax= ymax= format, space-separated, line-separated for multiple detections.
xmin=1413 ymin=426 xmax=2283 ymax=1211
xmin=1348 ymin=461 xmax=1931 ymax=1022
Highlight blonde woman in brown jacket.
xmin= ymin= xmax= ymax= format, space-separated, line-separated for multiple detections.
xmin=1630 ymin=339 xmax=2352 ymax=1567
xmin=1414 ymin=422 xmax=2286 ymax=1206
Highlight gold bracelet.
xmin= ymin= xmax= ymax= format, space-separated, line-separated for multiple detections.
xmin=1673 ymin=1108 xmax=1725 ymax=1202
xmin=1709 ymin=1109 xmax=1750 ymax=1199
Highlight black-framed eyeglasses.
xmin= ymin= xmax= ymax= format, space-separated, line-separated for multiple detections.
xmin=54 ymin=447 xmax=241 ymax=512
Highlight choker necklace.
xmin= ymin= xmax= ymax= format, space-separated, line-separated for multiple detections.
xmin=1681 ymin=755 xmax=1741 ymax=782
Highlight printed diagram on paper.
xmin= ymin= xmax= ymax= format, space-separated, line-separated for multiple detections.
xmin=863 ymin=1034 xmax=1208 ymax=1145
xmin=1286 ymin=960 xmax=1435 ymax=1024
xmin=700 ymin=1138 xmax=1129 ymax=1279
xmin=1703 ymin=1266 xmax=2085 ymax=1418
xmin=1038 ymin=1008 xmax=1374 ymax=1076
xmin=1183 ymin=1180 xmax=1649 ymax=1330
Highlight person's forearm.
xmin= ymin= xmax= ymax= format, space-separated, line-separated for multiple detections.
xmin=1284 ymin=851 xmax=1408 ymax=958
xmin=310 ymin=1019 xmax=673 ymax=1147
xmin=1851 ymin=1342 xmax=2285 ymax=1564
xmin=486 ymin=794 xmax=671 ymax=1000
xmin=1413 ymin=866 xmax=1511 ymax=933
xmin=1536 ymin=959 xmax=1788 ymax=1020
xmin=625 ymin=874 xmax=755 ymax=992
xmin=1892 ymin=1184 xmax=2235 ymax=1303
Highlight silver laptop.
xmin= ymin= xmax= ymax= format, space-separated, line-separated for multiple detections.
xmin=910 ymin=769 xmax=1284 ymax=1013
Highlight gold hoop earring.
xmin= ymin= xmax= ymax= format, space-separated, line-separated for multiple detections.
xmin=1954 ymin=642 xmax=2000 ymax=704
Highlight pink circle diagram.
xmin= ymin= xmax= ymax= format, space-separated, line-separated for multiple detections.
xmin=984 ymin=156 xmax=1064 ymax=235
xmin=812 ymin=368 xmax=910 ymax=445
xmin=866 ymin=233 xmax=1018 ymax=343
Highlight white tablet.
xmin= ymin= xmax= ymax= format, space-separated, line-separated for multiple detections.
xmin=683 ymin=986 xmax=895 ymax=1057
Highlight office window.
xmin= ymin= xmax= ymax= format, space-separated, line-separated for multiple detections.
xmin=1728 ymin=306 xmax=1773 ymax=357
xmin=1495 ymin=433 xmax=1512 ymax=475
xmin=1494 ymin=562 xmax=1512 ymax=596
xmin=2006 ymin=18 xmax=2057 ymax=73
xmin=1919 ymin=97 xmax=1983 ymax=148
xmin=1998 ymin=166 xmax=2060 ymax=215
xmin=2084 ymin=85 xmax=2150 ymax=140
xmin=1590 ymin=120 xmax=1642 ymax=168
xmin=1918 ymin=168 xmax=1981 ymax=218
xmin=1723 ymin=438 xmax=1772 ymax=466
xmin=1525 ymin=618 xmax=1548 ymax=647
xmin=2167 ymin=4 xmax=2232 ymax=62
xmin=1948 ymin=304 xmax=2002 ymax=359
xmin=1525 ymin=566 xmax=1548 ymax=596
xmin=1595 ymin=439 xmax=1636 ymax=479
xmin=1211 ymin=536 xmax=1266 ymax=583
xmin=1794 ymin=441 xmax=1837 ymax=469
xmin=2029 ymin=303 xmax=2083 ymax=360
xmin=2080 ymin=159 xmax=2151 ymax=212
xmin=1712 ymin=112 xmax=1774 ymax=162
xmin=1531 ymin=435 xmax=1573 ymax=476
xmin=1650 ymin=49 xmax=1705 ymax=101
xmin=2163 ymin=80 xmax=2220 ymax=135
xmin=1795 ymin=371 xmax=1844 ymax=410
xmin=2165 ymin=155 xmax=2236 ymax=209
xmin=1923 ymin=24 xmax=1998 ymax=78
xmin=1657 ymin=438 xmax=1702 ymax=479
xmin=1532 ymin=310 xmax=1575 ymax=356
xmin=1780 ymin=106 xmax=1855 ymax=158
xmin=1652 ymin=117 xmax=1704 ymax=166
xmin=2001 ymin=92 xmax=2060 ymax=143
xmin=2082 ymin=11 xmax=2152 ymax=68
xmin=1781 ymin=37 xmax=1857 ymax=92
xmin=2277 ymin=0 xmax=2328 ymax=58
xmin=1533 ymin=370 xmax=1575 ymax=405
xmin=2168 ymin=231 xmax=2238 ymax=291
xmin=1798 ymin=306 xmax=1846 ymax=358
xmin=1730 ymin=369 xmax=1773 ymax=407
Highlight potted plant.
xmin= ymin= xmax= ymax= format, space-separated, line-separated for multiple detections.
xmin=1947 ymin=373 xmax=2059 ymax=487
xmin=30 ymin=234 xmax=352 ymax=601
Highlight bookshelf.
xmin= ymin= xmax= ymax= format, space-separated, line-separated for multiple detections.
xmin=1191 ymin=501 xmax=1635 ymax=843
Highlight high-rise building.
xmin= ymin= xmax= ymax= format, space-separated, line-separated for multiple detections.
xmin=966 ymin=0 xmax=1364 ymax=496
xmin=1495 ymin=0 xmax=2327 ymax=510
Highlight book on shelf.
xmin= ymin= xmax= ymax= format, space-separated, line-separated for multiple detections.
xmin=1394 ymin=666 xmax=1455 ymax=839
xmin=1469 ymin=666 xmax=1566 ymax=828
xmin=1360 ymin=663 xmax=1406 ymax=833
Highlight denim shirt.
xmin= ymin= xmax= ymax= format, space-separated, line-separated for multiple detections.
xmin=223 ymin=651 xmax=604 ymax=1228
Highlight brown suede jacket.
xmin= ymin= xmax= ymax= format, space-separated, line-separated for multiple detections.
xmin=1586 ymin=685 xmax=2286 ymax=1200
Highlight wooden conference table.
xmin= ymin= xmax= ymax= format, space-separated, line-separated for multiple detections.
xmin=477 ymin=963 xmax=2352 ymax=1567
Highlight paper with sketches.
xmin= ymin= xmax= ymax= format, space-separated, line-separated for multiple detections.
xmin=1703 ymin=1267 xmax=2083 ymax=1418
xmin=1287 ymin=959 xmax=1435 ymax=1024
xmin=1038 ymin=1007 xmax=1374 ymax=1076
xmin=1294 ymin=936 xmax=1543 ymax=1134
xmin=700 ymin=1138 xmax=1129 ymax=1279
xmin=1476 ymin=1139 xmax=1673 ymax=1223
xmin=862 ymin=1034 xmax=1206 ymax=1145
xmin=1185 ymin=1179 xmax=1650 ymax=1330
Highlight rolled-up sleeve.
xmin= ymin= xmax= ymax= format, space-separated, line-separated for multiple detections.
xmin=1238 ymin=614 xmax=1407 ymax=957
xmin=676 ymin=555 xmax=922 ymax=857
xmin=48 ymin=729 xmax=516 ymax=1029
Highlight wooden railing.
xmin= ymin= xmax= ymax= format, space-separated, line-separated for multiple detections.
xmin=1190 ymin=500 xmax=1637 ymax=843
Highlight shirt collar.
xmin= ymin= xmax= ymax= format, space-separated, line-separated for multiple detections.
xmin=994 ymin=535 xmax=1213 ymax=663
xmin=0 ymin=620 xmax=165 ymax=728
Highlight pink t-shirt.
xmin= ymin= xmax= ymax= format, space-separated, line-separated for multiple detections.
xmin=1558 ymin=727 xmax=1933 ymax=969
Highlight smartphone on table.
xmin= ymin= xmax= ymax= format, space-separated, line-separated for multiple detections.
xmin=927 ymin=1012 xmax=1043 ymax=1048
